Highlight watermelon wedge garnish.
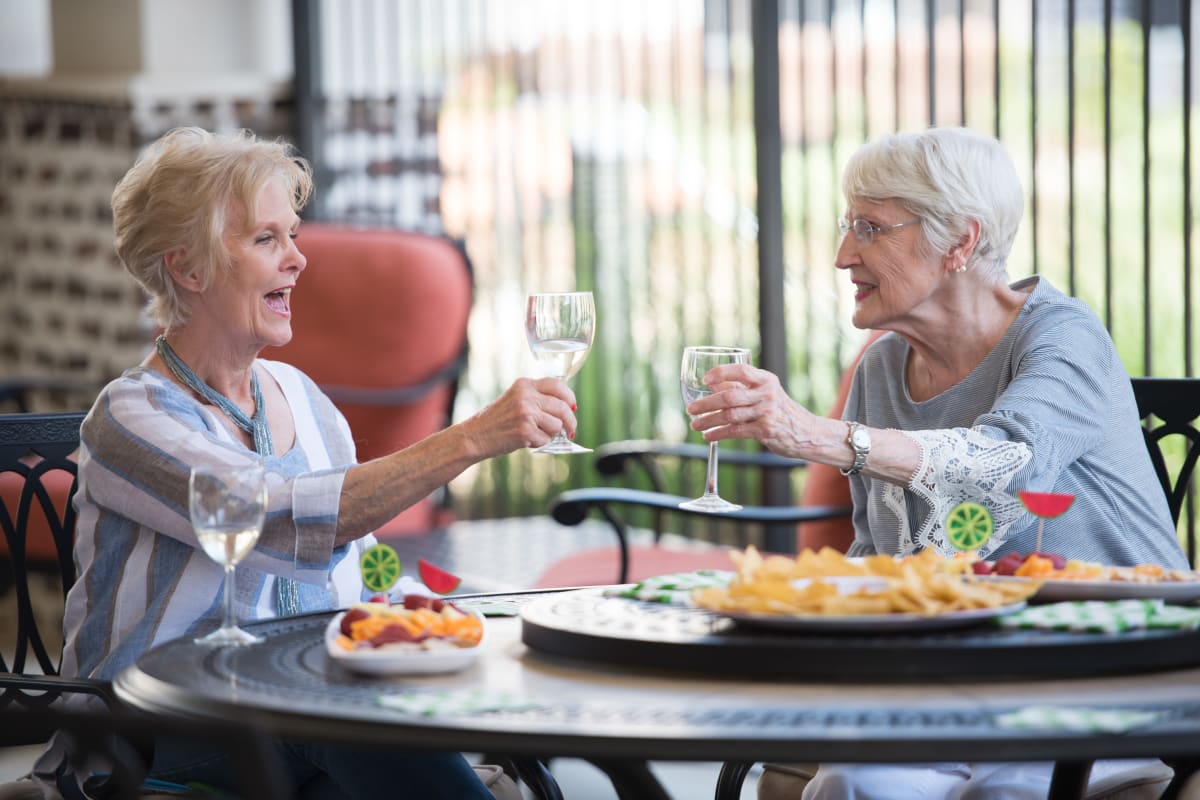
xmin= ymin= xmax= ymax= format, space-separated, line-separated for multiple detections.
xmin=1017 ymin=490 xmax=1075 ymax=518
xmin=418 ymin=558 xmax=462 ymax=594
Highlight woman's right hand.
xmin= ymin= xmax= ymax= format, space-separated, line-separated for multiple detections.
xmin=462 ymin=377 xmax=578 ymax=457
xmin=688 ymin=363 xmax=823 ymax=458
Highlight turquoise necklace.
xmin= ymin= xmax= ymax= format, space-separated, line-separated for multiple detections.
xmin=156 ymin=334 xmax=301 ymax=616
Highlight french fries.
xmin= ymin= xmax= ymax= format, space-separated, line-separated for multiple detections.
xmin=693 ymin=546 xmax=1039 ymax=617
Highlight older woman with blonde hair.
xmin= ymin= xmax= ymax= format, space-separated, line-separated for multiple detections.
xmin=53 ymin=127 xmax=570 ymax=798
xmin=690 ymin=126 xmax=1185 ymax=798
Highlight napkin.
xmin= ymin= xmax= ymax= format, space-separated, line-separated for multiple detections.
xmin=994 ymin=705 xmax=1166 ymax=734
xmin=378 ymin=688 xmax=546 ymax=717
xmin=605 ymin=569 xmax=733 ymax=604
xmin=998 ymin=598 xmax=1200 ymax=634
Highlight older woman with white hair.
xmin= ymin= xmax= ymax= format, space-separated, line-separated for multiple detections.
xmin=688 ymin=127 xmax=1186 ymax=798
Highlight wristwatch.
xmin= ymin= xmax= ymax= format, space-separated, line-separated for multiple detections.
xmin=840 ymin=421 xmax=871 ymax=476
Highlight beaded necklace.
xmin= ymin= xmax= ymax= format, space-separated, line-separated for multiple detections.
xmin=156 ymin=334 xmax=301 ymax=616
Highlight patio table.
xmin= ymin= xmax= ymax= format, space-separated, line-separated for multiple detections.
xmin=114 ymin=588 xmax=1200 ymax=800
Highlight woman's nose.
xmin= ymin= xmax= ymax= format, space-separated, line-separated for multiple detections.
xmin=834 ymin=234 xmax=858 ymax=270
xmin=291 ymin=241 xmax=307 ymax=273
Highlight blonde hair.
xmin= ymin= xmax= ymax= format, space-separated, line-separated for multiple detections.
xmin=111 ymin=127 xmax=313 ymax=328
xmin=841 ymin=127 xmax=1024 ymax=275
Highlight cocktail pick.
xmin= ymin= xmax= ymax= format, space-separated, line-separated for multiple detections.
xmin=419 ymin=558 xmax=463 ymax=594
xmin=1017 ymin=491 xmax=1076 ymax=553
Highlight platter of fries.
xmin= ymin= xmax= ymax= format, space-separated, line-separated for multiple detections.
xmin=691 ymin=547 xmax=1041 ymax=632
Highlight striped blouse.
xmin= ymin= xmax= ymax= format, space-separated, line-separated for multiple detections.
xmin=61 ymin=359 xmax=376 ymax=682
xmin=843 ymin=276 xmax=1189 ymax=569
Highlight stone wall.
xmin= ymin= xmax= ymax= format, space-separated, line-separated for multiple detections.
xmin=0 ymin=76 xmax=292 ymax=411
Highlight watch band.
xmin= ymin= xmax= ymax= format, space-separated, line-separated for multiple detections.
xmin=840 ymin=421 xmax=870 ymax=477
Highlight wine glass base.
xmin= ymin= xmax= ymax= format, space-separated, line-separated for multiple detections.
xmin=533 ymin=440 xmax=593 ymax=454
xmin=194 ymin=626 xmax=263 ymax=647
xmin=679 ymin=495 xmax=743 ymax=513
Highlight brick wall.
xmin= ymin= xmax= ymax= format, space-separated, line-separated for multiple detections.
xmin=0 ymin=77 xmax=292 ymax=411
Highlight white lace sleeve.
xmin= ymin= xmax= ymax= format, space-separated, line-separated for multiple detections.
xmin=885 ymin=428 xmax=1032 ymax=557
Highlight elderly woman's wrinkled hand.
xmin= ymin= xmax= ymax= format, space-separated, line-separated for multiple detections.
xmin=686 ymin=364 xmax=817 ymax=457
xmin=469 ymin=377 xmax=577 ymax=456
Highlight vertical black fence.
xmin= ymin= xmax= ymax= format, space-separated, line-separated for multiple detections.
xmin=293 ymin=0 xmax=1196 ymax=550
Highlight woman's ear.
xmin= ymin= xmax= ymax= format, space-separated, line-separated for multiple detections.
xmin=163 ymin=247 xmax=202 ymax=291
xmin=945 ymin=219 xmax=981 ymax=273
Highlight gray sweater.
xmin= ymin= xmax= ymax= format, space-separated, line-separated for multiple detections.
xmin=843 ymin=276 xmax=1188 ymax=569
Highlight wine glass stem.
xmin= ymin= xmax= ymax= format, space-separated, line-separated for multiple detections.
xmin=223 ymin=564 xmax=236 ymax=631
xmin=704 ymin=441 xmax=721 ymax=498
xmin=549 ymin=372 xmax=570 ymax=446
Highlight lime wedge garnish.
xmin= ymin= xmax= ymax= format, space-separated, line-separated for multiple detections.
xmin=945 ymin=501 xmax=994 ymax=551
xmin=360 ymin=543 xmax=402 ymax=593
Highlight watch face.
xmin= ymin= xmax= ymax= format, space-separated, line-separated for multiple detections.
xmin=851 ymin=428 xmax=871 ymax=448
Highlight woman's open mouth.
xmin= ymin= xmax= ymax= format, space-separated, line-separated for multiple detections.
xmin=264 ymin=287 xmax=292 ymax=315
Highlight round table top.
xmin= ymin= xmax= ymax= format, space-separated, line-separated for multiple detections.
xmin=114 ymin=590 xmax=1200 ymax=764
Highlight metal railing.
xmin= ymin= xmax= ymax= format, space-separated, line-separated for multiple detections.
xmin=293 ymin=0 xmax=1196 ymax=548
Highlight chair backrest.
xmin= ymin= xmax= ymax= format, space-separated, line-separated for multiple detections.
xmin=1131 ymin=377 xmax=1200 ymax=564
xmin=268 ymin=224 xmax=473 ymax=538
xmin=0 ymin=411 xmax=84 ymax=679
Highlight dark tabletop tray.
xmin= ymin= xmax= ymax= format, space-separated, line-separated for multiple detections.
xmin=519 ymin=588 xmax=1200 ymax=681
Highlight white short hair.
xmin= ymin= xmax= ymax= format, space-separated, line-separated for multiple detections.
xmin=841 ymin=127 xmax=1024 ymax=274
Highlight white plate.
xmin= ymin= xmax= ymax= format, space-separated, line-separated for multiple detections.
xmin=324 ymin=610 xmax=484 ymax=676
xmin=979 ymin=575 xmax=1200 ymax=603
xmin=718 ymin=601 xmax=1027 ymax=633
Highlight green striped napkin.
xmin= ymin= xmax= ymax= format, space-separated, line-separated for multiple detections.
xmin=998 ymin=598 xmax=1200 ymax=633
xmin=605 ymin=569 xmax=733 ymax=604
xmin=995 ymin=705 xmax=1166 ymax=733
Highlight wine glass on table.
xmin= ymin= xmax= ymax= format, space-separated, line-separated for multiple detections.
xmin=679 ymin=345 xmax=751 ymax=512
xmin=525 ymin=291 xmax=596 ymax=454
xmin=190 ymin=463 xmax=268 ymax=646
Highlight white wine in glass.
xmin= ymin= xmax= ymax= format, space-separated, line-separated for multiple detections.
xmin=190 ymin=463 xmax=268 ymax=646
xmin=526 ymin=291 xmax=595 ymax=454
xmin=680 ymin=346 xmax=751 ymax=512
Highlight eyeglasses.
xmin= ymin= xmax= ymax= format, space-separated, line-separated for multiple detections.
xmin=838 ymin=217 xmax=921 ymax=246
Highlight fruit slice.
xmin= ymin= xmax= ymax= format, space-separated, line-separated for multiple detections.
xmin=945 ymin=501 xmax=994 ymax=551
xmin=360 ymin=543 xmax=402 ymax=593
xmin=418 ymin=558 xmax=462 ymax=594
xmin=1017 ymin=490 xmax=1075 ymax=518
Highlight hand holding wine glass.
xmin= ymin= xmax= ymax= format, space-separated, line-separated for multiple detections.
xmin=525 ymin=291 xmax=595 ymax=454
xmin=190 ymin=463 xmax=268 ymax=646
xmin=680 ymin=345 xmax=750 ymax=512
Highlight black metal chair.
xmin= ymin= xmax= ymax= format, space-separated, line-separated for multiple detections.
xmin=548 ymin=440 xmax=851 ymax=584
xmin=1132 ymin=378 xmax=1200 ymax=800
xmin=0 ymin=411 xmax=105 ymax=747
xmin=1131 ymin=377 xmax=1200 ymax=564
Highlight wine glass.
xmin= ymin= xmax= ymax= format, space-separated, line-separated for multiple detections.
xmin=525 ymin=291 xmax=596 ymax=454
xmin=679 ymin=345 xmax=751 ymax=512
xmin=190 ymin=463 xmax=268 ymax=646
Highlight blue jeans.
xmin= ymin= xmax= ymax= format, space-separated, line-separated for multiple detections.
xmin=149 ymin=736 xmax=493 ymax=799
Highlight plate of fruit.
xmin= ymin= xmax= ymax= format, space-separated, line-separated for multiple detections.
xmin=325 ymin=594 xmax=486 ymax=675
xmin=971 ymin=551 xmax=1200 ymax=602
xmin=961 ymin=491 xmax=1200 ymax=602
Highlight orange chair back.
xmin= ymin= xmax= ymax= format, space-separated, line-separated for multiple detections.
xmin=796 ymin=330 xmax=886 ymax=553
xmin=269 ymin=225 xmax=472 ymax=537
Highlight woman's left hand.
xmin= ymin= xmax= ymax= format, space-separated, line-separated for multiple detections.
xmin=686 ymin=364 xmax=820 ymax=458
